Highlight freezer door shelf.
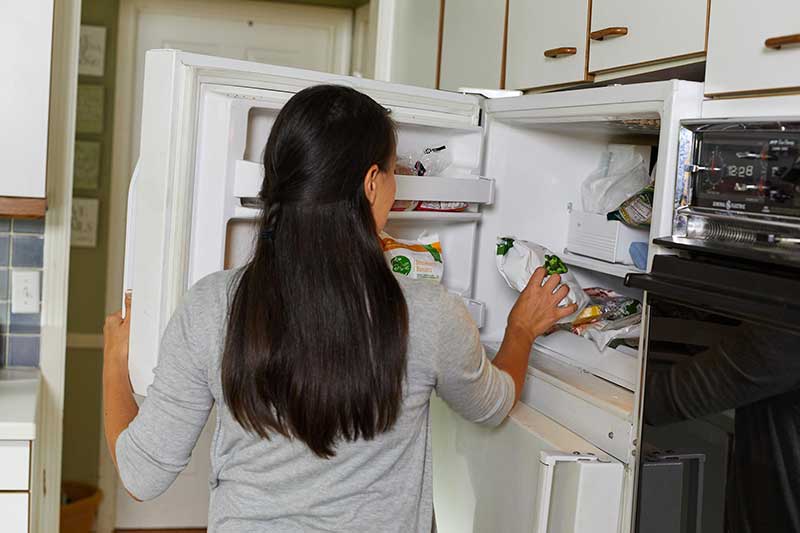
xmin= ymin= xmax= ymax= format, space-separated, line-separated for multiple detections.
xmin=432 ymin=397 xmax=624 ymax=533
xmin=233 ymin=159 xmax=495 ymax=206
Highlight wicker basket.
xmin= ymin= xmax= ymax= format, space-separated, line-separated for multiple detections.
xmin=60 ymin=482 xmax=103 ymax=533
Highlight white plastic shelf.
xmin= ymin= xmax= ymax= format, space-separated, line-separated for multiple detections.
xmin=394 ymin=175 xmax=494 ymax=204
xmin=387 ymin=211 xmax=481 ymax=223
xmin=562 ymin=250 xmax=644 ymax=279
xmin=234 ymin=159 xmax=495 ymax=205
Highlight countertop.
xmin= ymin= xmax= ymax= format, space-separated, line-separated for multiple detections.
xmin=0 ymin=367 xmax=41 ymax=440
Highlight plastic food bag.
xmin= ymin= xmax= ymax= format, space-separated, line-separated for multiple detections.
xmin=495 ymin=237 xmax=589 ymax=323
xmin=581 ymin=146 xmax=650 ymax=215
xmin=381 ymin=232 xmax=443 ymax=282
xmin=397 ymin=145 xmax=452 ymax=177
xmin=568 ymin=287 xmax=642 ymax=350
xmin=416 ymin=201 xmax=468 ymax=212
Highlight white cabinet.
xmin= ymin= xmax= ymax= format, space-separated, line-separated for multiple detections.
xmin=505 ymin=0 xmax=591 ymax=90
xmin=706 ymin=0 xmax=800 ymax=96
xmin=439 ymin=0 xmax=507 ymax=91
xmin=0 ymin=493 xmax=29 ymax=533
xmin=0 ymin=0 xmax=54 ymax=198
xmin=588 ymin=0 xmax=707 ymax=74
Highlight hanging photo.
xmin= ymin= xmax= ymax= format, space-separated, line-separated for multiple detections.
xmin=74 ymin=141 xmax=101 ymax=190
xmin=79 ymin=25 xmax=107 ymax=77
xmin=76 ymin=85 xmax=105 ymax=134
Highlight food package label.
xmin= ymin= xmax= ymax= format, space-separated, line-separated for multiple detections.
xmin=381 ymin=232 xmax=443 ymax=282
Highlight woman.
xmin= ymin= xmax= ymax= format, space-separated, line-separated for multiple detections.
xmin=104 ymin=85 xmax=576 ymax=532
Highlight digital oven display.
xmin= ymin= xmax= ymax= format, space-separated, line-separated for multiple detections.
xmin=693 ymin=131 xmax=800 ymax=216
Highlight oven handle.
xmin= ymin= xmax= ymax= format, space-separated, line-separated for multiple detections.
xmin=625 ymin=271 xmax=800 ymax=333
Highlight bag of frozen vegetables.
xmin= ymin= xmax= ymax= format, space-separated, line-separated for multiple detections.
xmin=495 ymin=237 xmax=588 ymax=323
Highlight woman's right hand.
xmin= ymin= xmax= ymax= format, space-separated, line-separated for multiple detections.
xmin=506 ymin=267 xmax=578 ymax=345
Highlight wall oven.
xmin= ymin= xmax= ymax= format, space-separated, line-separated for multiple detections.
xmin=627 ymin=119 xmax=800 ymax=533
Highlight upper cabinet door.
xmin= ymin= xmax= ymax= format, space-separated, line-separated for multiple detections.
xmin=0 ymin=1 xmax=53 ymax=198
xmin=705 ymin=0 xmax=800 ymax=96
xmin=439 ymin=0 xmax=507 ymax=91
xmin=506 ymin=0 xmax=591 ymax=90
xmin=588 ymin=0 xmax=708 ymax=74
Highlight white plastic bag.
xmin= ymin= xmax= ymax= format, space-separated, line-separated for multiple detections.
xmin=495 ymin=237 xmax=589 ymax=323
xmin=581 ymin=146 xmax=650 ymax=215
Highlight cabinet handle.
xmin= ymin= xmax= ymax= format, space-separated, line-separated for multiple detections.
xmin=543 ymin=47 xmax=577 ymax=58
xmin=590 ymin=26 xmax=629 ymax=41
xmin=765 ymin=33 xmax=800 ymax=49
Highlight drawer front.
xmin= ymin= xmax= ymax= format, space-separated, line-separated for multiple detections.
xmin=588 ymin=0 xmax=708 ymax=73
xmin=705 ymin=0 xmax=800 ymax=96
xmin=0 ymin=441 xmax=30 ymax=490
xmin=439 ymin=0 xmax=507 ymax=91
xmin=0 ymin=492 xmax=29 ymax=533
xmin=505 ymin=0 xmax=590 ymax=89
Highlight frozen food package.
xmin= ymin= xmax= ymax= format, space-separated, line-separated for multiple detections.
xmin=391 ymin=200 xmax=419 ymax=212
xmin=381 ymin=232 xmax=443 ymax=282
xmin=495 ymin=237 xmax=589 ymax=323
xmin=568 ymin=287 xmax=643 ymax=350
xmin=415 ymin=201 xmax=469 ymax=212
xmin=607 ymin=184 xmax=654 ymax=227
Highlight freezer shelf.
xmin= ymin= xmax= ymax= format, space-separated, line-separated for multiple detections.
xmin=234 ymin=159 xmax=495 ymax=205
xmin=562 ymin=250 xmax=645 ymax=279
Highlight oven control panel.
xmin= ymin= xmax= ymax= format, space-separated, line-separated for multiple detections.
xmin=692 ymin=128 xmax=800 ymax=217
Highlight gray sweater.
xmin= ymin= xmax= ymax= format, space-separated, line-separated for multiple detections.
xmin=117 ymin=269 xmax=515 ymax=532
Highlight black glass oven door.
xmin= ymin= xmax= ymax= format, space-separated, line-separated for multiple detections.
xmin=628 ymin=255 xmax=800 ymax=533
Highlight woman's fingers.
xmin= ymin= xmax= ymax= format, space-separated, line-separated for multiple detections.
xmin=552 ymin=284 xmax=570 ymax=302
xmin=543 ymin=273 xmax=562 ymax=293
xmin=528 ymin=267 xmax=547 ymax=288
xmin=123 ymin=292 xmax=132 ymax=324
xmin=557 ymin=303 xmax=579 ymax=319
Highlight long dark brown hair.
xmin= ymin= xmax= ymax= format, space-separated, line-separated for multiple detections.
xmin=221 ymin=85 xmax=408 ymax=458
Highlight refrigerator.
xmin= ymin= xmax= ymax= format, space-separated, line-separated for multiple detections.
xmin=122 ymin=49 xmax=703 ymax=531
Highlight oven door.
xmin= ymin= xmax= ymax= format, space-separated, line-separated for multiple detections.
xmin=627 ymin=253 xmax=800 ymax=533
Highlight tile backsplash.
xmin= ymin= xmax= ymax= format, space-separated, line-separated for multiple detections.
xmin=0 ymin=217 xmax=44 ymax=367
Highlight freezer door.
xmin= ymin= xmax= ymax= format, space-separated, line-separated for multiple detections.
xmin=432 ymin=397 xmax=624 ymax=533
xmin=126 ymin=50 xmax=482 ymax=395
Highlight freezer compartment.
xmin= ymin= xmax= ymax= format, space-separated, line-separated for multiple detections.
xmin=432 ymin=397 xmax=625 ymax=533
xmin=566 ymin=210 xmax=649 ymax=266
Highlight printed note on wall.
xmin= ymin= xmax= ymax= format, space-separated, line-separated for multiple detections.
xmin=74 ymin=141 xmax=101 ymax=190
xmin=71 ymin=198 xmax=100 ymax=248
xmin=79 ymin=25 xmax=107 ymax=77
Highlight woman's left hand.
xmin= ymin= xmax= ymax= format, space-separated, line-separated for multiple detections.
xmin=104 ymin=292 xmax=132 ymax=367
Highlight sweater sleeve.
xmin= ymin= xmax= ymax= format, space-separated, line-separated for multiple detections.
xmin=433 ymin=291 xmax=515 ymax=427
xmin=116 ymin=276 xmax=221 ymax=501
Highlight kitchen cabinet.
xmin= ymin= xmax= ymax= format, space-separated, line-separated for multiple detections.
xmin=588 ymin=0 xmax=708 ymax=74
xmin=0 ymin=493 xmax=29 ymax=533
xmin=0 ymin=442 xmax=32 ymax=533
xmin=505 ymin=0 xmax=591 ymax=90
xmin=0 ymin=1 xmax=54 ymax=203
xmin=705 ymin=0 xmax=800 ymax=97
xmin=439 ymin=0 xmax=507 ymax=91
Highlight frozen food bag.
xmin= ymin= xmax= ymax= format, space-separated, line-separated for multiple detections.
xmin=607 ymin=184 xmax=654 ymax=227
xmin=381 ymin=232 xmax=443 ymax=282
xmin=495 ymin=237 xmax=589 ymax=323
xmin=415 ymin=201 xmax=469 ymax=212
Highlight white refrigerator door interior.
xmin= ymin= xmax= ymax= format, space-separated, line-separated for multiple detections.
xmin=128 ymin=50 xmax=483 ymax=395
xmin=432 ymin=397 xmax=623 ymax=533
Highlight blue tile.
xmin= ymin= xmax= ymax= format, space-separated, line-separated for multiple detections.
xmin=0 ymin=335 xmax=6 ymax=366
xmin=0 ymin=237 xmax=8 ymax=266
xmin=0 ymin=218 xmax=9 ymax=232
xmin=7 ymin=336 xmax=40 ymax=367
xmin=9 ymin=311 xmax=40 ymax=334
xmin=0 ymin=270 xmax=7 ymax=300
xmin=0 ymin=303 xmax=7 ymax=334
xmin=11 ymin=236 xmax=43 ymax=268
xmin=12 ymin=219 xmax=44 ymax=234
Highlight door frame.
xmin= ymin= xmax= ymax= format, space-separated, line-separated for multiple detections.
xmin=99 ymin=1 xmax=353 ymax=529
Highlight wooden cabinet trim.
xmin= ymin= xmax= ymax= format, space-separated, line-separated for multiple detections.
xmin=0 ymin=198 xmax=46 ymax=218
xmin=705 ymin=85 xmax=800 ymax=99
xmin=589 ymin=50 xmax=705 ymax=75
